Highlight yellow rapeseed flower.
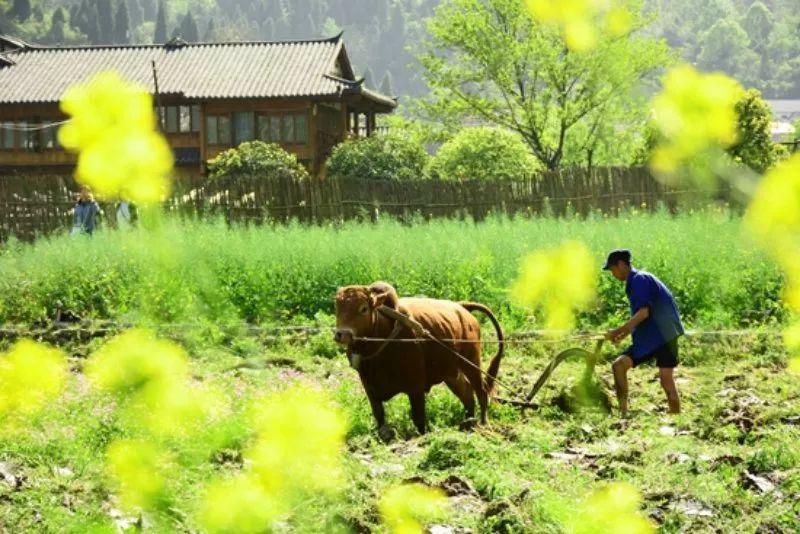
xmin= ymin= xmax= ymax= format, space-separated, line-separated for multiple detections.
xmin=248 ymin=386 xmax=346 ymax=495
xmin=86 ymin=329 xmax=222 ymax=437
xmin=198 ymin=385 xmax=346 ymax=531
xmin=511 ymin=241 xmax=597 ymax=331
xmin=378 ymin=484 xmax=449 ymax=534
xmin=566 ymin=482 xmax=653 ymax=533
xmin=526 ymin=0 xmax=631 ymax=51
xmin=106 ymin=439 xmax=169 ymax=511
xmin=198 ymin=475 xmax=283 ymax=534
xmin=650 ymin=65 xmax=742 ymax=179
xmin=58 ymin=71 xmax=173 ymax=204
xmin=0 ymin=340 xmax=67 ymax=430
xmin=744 ymin=155 xmax=800 ymax=247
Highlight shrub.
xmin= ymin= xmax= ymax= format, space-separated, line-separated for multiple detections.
xmin=728 ymin=89 xmax=784 ymax=173
xmin=326 ymin=132 xmax=429 ymax=181
xmin=207 ymin=141 xmax=309 ymax=180
xmin=428 ymin=127 xmax=542 ymax=181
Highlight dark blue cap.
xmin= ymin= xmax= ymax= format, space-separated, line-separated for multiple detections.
xmin=603 ymin=249 xmax=631 ymax=270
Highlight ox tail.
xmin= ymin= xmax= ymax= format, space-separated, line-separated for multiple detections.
xmin=459 ymin=302 xmax=504 ymax=396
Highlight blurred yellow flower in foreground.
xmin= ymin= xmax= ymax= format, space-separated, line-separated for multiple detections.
xmin=0 ymin=340 xmax=67 ymax=430
xmin=566 ymin=482 xmax=653 ymax=533
xmin=86 ymin=329 xmax=222 ymax=437
xmin=58 ymin=71 xmax=173 ymax=204
xmin=650 ymin=65 xmax=742 ymax=177
xmin=198 ymin=475 xmax=281 ymax=534
xmin=526 ymin=0 xmax=632 ymax=51
xmin=744 ymin=155 xmax=800 ymax=248
xmin=511 ymin=241 xmax=597 ymax=331
xmin=379 ymin=484 xmax=449 ymax=534
xmin=106 ymin=439 xmax=169 ymax=511
xmin=199 ymin=386 xmax=346 ymax=533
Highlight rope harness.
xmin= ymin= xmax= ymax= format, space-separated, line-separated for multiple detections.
xmin=349 ymin=305 xmax=605 ymax=407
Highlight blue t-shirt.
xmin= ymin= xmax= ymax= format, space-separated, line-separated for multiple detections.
xmin=626 ymin=269 xmax=684 ymax=357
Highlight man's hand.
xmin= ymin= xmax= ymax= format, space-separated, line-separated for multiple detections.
xmin=605 ymin=324 xmax=632 ymax=344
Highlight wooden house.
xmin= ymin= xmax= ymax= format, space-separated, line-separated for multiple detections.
xmin=0 ymin=34 xmax=397 ymax=177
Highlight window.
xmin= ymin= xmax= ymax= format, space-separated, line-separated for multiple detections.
xmin=233 ymin=112 xmax=254 ymax=144
xmin=166 ymin=106 xmax=178 ymax=133
xmin=206 ymin=115 xmax=218 ymax=145
xmin=1 ymin=122 xmax=12 ymax=149
xmin=179 ymin=105 xmax=191 ymax=133
xmin=257 ymin=115 xmax=271 ymax=142
xmin=295 ymin=114 xmax=308 ymax=144
xmin=191 ymin=105 xmax=200 ymax=132
xmin=270 ymin=116 xmax=281 ymax=142
xmin=41 ymin=121 xmax=55 ymax=149
xmin=282 ymin=115 xmax=294 ymax=144
xmin=218 ymin=115 xmax=231 ymax=144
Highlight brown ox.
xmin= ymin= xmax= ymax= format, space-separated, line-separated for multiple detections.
xmin=334 ymin=281 xmax=504 ymax=437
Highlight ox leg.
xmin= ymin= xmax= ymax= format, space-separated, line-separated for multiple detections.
xmin=367 ymin=393 xmax=386 ymax=428
xmin=408 ymin=391 xmax=427 ymax=434
xmin=463 ymin=366 xmax=489 ymax=425
xmin=445 ymin=373 xmax=475 ymax=420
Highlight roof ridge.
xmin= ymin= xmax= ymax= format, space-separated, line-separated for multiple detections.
xmin=3 ymin=33 xmax=343 ymax=53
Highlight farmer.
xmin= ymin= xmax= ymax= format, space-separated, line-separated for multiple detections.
xmin=603 ymin=249 xmax=684 ymax=416
xmin=71 ymin=185 xmax=101 ymax=236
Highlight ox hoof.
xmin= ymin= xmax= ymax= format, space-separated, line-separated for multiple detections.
xmin=378 ymin=425 xmax=396 ymax=443
xmin=459 ymin=418 xmax=478 ymax=431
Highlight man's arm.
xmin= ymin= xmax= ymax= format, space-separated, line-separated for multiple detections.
xmin=606 ymin=306 xmax=650 ymax=344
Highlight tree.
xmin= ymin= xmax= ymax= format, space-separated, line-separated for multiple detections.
xmin=418 ymin=0 xmax=671 ymax=170
xmin=362 ymin=67 xmax=374 ymax=90
xmin=178 ymin=11 xmax=199 ymax=42
xmin=728 ymin=89 xmax=783 ymax=173
xmin=49 ymin=7 xmax=68 ymax=43
xmin=114 ymin=0 xmax=130 ymax=44
xmin=380 ymin=71 xmax=395 ymax=96
xmin=326 ymin=133 xmax=429 ymax=181
xmin=97 ymin=0 xmax=114 ymax=44
xmin=9 ymin=0 xmax=31 ymax=21
xmin=140 ymin=0 xmax=155 ymax=21
xmin=697 ymin=19 xmax=758 ymax=86
xmin=428 ymin=127 xmax=542 ymax=180
xmin=153 ymin=0 xmax=166 ymax=43
xmin=127 ymin=0 xmax=143 ymax=30
xmin=205 ymin=18 xmax=216 ymax=41
xmin=85 ymin=4 xmax=101 ymax=43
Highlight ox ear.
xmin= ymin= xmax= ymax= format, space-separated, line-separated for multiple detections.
xmin=369 ymin=282 xmax=398 ymax=309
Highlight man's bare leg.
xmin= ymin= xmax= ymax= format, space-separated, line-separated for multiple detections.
xmin=612 ymin=355 xmax=633 ymax=416
xmin=659 ymin=367 xmax=681 ymax=414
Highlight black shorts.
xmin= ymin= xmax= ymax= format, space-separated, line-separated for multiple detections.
xmin=623 ymin=338 xmax=679 ymax=368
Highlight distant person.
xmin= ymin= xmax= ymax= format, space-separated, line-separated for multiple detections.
xmin=71 ymin=185 xmax=101 ymax=236
xmin=115 ymin=200 xmax=135 ymax=229
xmin=603 ymin=249 xmax=684 ymax=417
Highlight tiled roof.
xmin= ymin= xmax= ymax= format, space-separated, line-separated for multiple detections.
xmin=0 ymin=34 xmax=396 ymax=108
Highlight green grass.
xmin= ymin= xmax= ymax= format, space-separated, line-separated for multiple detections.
xmin=0 ymin=210 xmax=797 ymax=532
xmin=1 ymin=333 xmax=798 ymax=532
xmin=0 ymin=209 xmax=787 ymax=330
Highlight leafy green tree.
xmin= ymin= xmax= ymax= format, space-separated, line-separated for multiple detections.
xmin=418 ymin=0 xmax=671 ymax=170
xmin=204 ymin=17 xmax=216 ymax=41
xmin=114 ymin=0 xmax=130 ymax=44
xmin=428 ymin=127 xmax=542 ymax=181
xmin=153 ymin=0 xmax=166 ymax=43
xmin=178 ymin=11 xmax=199 ymax=41
xmin=380 ymin=71 xmax=395 ymax=97
xmin=97 ymin=0 xmax=114 ymax=44
xmin=207 ymin=141 xmax=310 ymax=181
xmin=327 ymin=133 xmax=429 ymax=181
xmin=9 ymin=0 xmax=31 ymax=21
xmin=697 ymin=19 xmax=758 ymax=85
xmin=728 ymin=89 xmax=782 ymax=173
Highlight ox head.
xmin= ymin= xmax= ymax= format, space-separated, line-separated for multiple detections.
xmin=334 ymin=281 xmax=398 ymax=347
